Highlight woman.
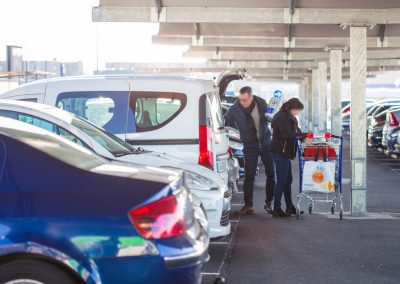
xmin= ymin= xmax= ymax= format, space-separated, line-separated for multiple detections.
xmin=270 ymin=98 xmax=310 ymax=217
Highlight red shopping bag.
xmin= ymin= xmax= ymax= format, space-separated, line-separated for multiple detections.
xmin=304 ymin=146 xmax=336 ymax=160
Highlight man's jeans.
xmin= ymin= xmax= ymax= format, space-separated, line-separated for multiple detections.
xmin=243 ymin=145 xmax=276 ymax=207
xmin=271 ymin=152 xmax=293 ymax=210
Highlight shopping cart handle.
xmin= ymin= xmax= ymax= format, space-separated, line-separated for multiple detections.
xmin=306 ymin=132 xmax=342 ymax=139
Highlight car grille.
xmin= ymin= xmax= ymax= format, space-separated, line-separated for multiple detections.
xmin=220 ymin=210 xmax=230 ymax=226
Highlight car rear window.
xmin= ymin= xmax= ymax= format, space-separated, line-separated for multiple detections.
xmin=56 ymin=91 xmax=134 ymax=135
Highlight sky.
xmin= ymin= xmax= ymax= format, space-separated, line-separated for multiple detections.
xmin=0 ymin=0 xmax=201 ymax=73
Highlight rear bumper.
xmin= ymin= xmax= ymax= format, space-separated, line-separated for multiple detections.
xmin=191 ymin=186 xmax=231 ymax=238
xmin=96 ymin=255 xmax=203 ymax=284
xmin=164 ymin=247 xmax=209 ymax=268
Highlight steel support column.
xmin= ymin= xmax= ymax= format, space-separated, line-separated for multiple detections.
xmin=299 ymin=78 xmax=307 ymax=129
xmin=311 ymin=69 xmax=319 ymax=131
xmin=330 ymin=49 xmax=343 ymax=135
xmin=318 ymin=62 xmax=328 ymax=133
xmin=350 ymin=26 xmax=367 ymax=216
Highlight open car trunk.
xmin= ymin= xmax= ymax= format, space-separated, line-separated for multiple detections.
xmin=216 ymin=69 xmax=246 ymax=100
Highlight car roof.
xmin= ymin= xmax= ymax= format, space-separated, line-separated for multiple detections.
xmin=374 ymin=99 xmax=400 ymax=105
xmin=1 ymin=74 xmax=216 ymax=98
xmin=6 ymin=74 xmax=212 ymax=85
xmin=0 ymin=99 xmax=75 ymax=123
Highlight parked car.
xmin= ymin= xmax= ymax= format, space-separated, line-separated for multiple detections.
xmin=395 ymin=128 xmax=400 ymax=156
xmin=341 ymin=100 xmax=376 ymax=132
xmin=0 ymin=99 xmax=230 ymax=238
xmin=366 ymin=99 xmax=400 ymax=130
xmin=368 ymin=108 xmax=392 ymax=147
xmin=341 ymin=112 xmax=350 ymax=132
xmin=0 ymin=72 xmax=244 ymax=192
xmin=382 ymin=107 xmax=400 ymax=149
xmin=341 ymin=99 xmax=376 ymax=114
xmin=0 ymin=117 xmax=209 ymax=284
xmin=386 ymin=126 xmax=400 ymax=156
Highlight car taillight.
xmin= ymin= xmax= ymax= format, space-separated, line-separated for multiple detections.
xmin=199 ymin=125 xmax=214 ymax=169
xmin=228 ymin=147 xmax=233 ymax=158
xmin=389 ymin=112 xmax=399 ymax=127
xmin=128 ymin=194 xmax=186 ymax=240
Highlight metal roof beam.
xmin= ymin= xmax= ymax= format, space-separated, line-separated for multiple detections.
xmin=183 ymin=49 xmax=400 ymax=61
xmin=106 ymin=58 xmax=400 ymax=71
xmin=152 ymin=35 xmax=400 ymax=48
xmin=93 ymin=6 xmax=400 ymax=24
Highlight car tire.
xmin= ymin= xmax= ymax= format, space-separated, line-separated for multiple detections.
xmin=0 ymin=258 xmax=79 ymax=284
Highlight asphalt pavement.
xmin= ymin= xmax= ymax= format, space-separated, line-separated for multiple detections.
xmin=202 ymin=138 xmax=400 ymax=284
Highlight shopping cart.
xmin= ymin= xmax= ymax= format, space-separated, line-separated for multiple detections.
xmin=296 ymin=132 xmax=344 ymax=220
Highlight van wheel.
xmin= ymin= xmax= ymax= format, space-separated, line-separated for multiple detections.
xmin=0 ymin=259 xmax=78 ymax=284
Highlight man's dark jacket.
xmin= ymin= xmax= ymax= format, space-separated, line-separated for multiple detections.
xmin=224 ymin=95 xmax=271 ymax=148
xmin=270 ymin=110 xmax=301 ymax=159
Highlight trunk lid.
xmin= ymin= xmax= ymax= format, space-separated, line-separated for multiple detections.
xmin=216 ymin=69 xmax=246 ymax=99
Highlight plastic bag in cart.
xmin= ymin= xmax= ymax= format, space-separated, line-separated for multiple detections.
xmin=302 ymin=160 xmax=336 ymax=193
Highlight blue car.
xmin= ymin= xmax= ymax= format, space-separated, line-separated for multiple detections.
xmin=0 ymin=118 xmax=208 ymax=284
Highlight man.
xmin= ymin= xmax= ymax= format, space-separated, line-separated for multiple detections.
xmin=225 ymin=86 xmax=275 ymax=215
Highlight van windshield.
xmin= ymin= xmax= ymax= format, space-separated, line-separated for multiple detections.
xmin=3 ymin=127 xmax=106 ymax=170
xmin=71 ymin=116 xmax=136 ymax=157
xmin=206 ymin=91 xmax=225 ymax=131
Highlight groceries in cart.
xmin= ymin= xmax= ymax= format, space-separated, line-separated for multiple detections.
xmin=296 ymin=132 xmax=344 ymax=220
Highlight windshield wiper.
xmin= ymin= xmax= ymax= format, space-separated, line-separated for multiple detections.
xmin=114 ymin=151 xmax=133 ymax=157
xmin=132 ymin=147 xmax=144 ymax=153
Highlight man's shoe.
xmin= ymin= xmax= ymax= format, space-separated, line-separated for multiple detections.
xmin=235 ymin=205 xmax=254 ymax=215
xmin=286 ymin=204 xmax=304 ymax=215
xmin=272 ymin=208 xmax=290 ymax=217
xmin=264 ymin=202 xmax=273 ymax=214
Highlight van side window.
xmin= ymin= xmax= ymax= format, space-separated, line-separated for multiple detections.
xmin=129 ymin=92 xmax=186 ymax=132
xmin=56 ymin=91 xmax=132 ymax=134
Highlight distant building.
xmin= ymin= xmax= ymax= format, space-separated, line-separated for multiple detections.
xmin=0 ymin=60 xmax=84 ymax=92
xmin=0 ymin=60 xmax=83 ymax=77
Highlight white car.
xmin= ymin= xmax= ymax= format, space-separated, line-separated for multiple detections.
xmin=0 ymin=99 xmax=231 ymax=238
xmin=0 ymin=71 xmax=243 ymax=191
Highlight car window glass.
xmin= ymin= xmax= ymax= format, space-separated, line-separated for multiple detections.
xmin=206 ymin=91 xmax=225 ymax=131
xmin=1 ymin=127 xmax=105 ymax=170
xmin=394 ymin=110 xmax=400 ymax=120
xmin=58 ymin=127 xmax=84 ymax=147
xmin=18 ymin=114 xmax=57 ymax=133
xmin=71 ymin=116 xmax=133 ymax=157
xmin=129 ymin=92 xmax=186 ymax=132
xmin=0 ymin=110 xmax=85 ymax=147
xmin=56 ymin=91 xmax=130 ymax=134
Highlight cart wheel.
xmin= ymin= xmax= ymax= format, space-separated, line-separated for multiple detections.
xmin=339 ymin=209 xmax=343 ymax=220
xmin=296 ymin=208 xmax=300 ymax=220
xmin=308 ymin=204 xmax=313 ymax=214
xmin=331 ymin=203 xmax=335 ymax=215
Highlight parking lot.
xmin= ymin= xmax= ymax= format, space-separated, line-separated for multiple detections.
xmin=1 ymin=1 xmax=400 ymax=284
xmin=203 ymin=138 xmax=400 ymax=284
